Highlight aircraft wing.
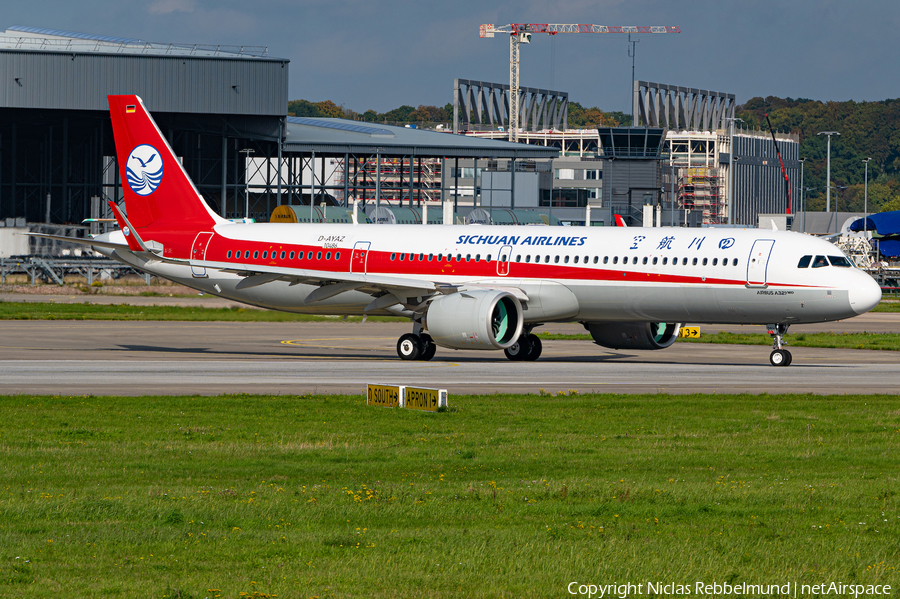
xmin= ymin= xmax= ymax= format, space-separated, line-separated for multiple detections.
xmin=25 ymin=232 xmax=523 ymax=313
xmin=26 ymin=232 xmax=130 ymax=251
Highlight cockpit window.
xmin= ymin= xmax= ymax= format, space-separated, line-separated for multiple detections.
xmin=798 ymin=255 xmax=812 ymax=268
xmin=828 ymin=255 xmax=853 ymax=267
xmin=812 ymin=255 xmax=829 ymax=268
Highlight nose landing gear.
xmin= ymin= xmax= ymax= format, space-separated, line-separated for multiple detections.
xmin=767 ymin=323 xmax=792 ymax=366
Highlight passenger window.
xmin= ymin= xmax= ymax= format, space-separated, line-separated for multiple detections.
xmin=603 ymin=256 xmax=609 ymax=264
xmin=399 ymin=253 xmax=405 ymax=261
xmin=594 ymin=256 xmax=599 ymax=264
xmin=642 ymin=257 xmax=648 ymax=265
xmin=289 ymin=251 xmax=295 ymax=260
xmin=652 ymin=257 xmax=658 ymax=265
xmin=633 ymin=257 xmax=638 ymax=265
xmin=828 ymin=255 xmax=853 ymax=267
xmin=419 ymin=253 xmax=425 ymax=261
xmin=683 ymin=258 xmax=688 ymax=266
xmin=244 ymin=250 xmax=250 ymax=259
xmin=316 ymin=252 xmax=322 ymax=260
xmin=262 ymin=251 xmax=268 ymax=259
xmin=487 ymin=255 xmax=492 ymax=262
xmin=525 ymin=255 xmax=531 ymax=263
xmin=732 ymin=258 xmax=738 ymax=266
xmin=798 ymin=255 xmax=812 ymax=268
xmin=280 ymin=251 xmax=286 ymax=260
xmin=613 ymin=256 xmax=618 ymax=264
xmin=692 ymin=258 xmax=698 ymax=266
xmin=308 ymin=251 xmax=313 ymax=260
xmin=437 ymin=254 xmax=443 ymax=261
xmin=565 ymin=256 xmax=570 ymax=264
xmin=574 ymin=256 xmax=580 ymax=264
xmin=226 ymin=250 xmax=232 ymax=259
xmin=428 ymin=254 xmax=433 ymax=261
xmin=663 ymin=257 xmax=668 ymax=265
xmin=515 ymin=255 xmax=521 ymax=262
xmin=325 ymin=252 xmax=331 ymax=260
xmin=584 ymin=256 xmax=589 ymax=264
xmin=712 ymin=258 xmax=717 ymax=266
xmin=391 ymin=253 xmax=396 ymax=261
xmin=555 ymin=256 xmax=561 ymax=264
xmin=466 ymin=254 xmax=471 ymax=262
xmin=457 ymin=254 xmax=462 ymax=261
xmin=253 ymin=251 xmax=259 ymax=259
xmin=702 ymin=258 xmax=708 ymax=266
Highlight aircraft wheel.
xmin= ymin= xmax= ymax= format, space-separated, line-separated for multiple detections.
xmin=769 ymin=349 xmax=791 ymax=367
xmin=504 ymin=336 xmax=533 ymax=361
xmin=397 ymin=333 xmax=422 ymax=361
xmin=419 ymin=338 xmax=437 ymax=361
xmin=524 ymin=334 xmax=542 ymax=361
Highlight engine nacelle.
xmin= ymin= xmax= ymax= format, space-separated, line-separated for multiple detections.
xmin=426 ymin=290 xmax=524 ymax=350
xmin=585 ymin=321 xmax=681 ymax=350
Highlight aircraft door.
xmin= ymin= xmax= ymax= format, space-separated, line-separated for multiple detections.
xmin=746 ymin=239 xmax=775 ymax=286
xmin=190 ymin=232 xmax=214 ymax=278
xmin=351 ymin=241 xmax=371 ymax=274
xmin=497 ymin=244 xmax=512 ymax=276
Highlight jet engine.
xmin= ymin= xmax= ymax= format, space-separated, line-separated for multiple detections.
xmin=425 ymin=290 xmax=523 ymax=350
xmin=585 ymin=321 xmax=681 ymax=350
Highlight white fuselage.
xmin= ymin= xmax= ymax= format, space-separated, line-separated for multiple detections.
xmin=95 ymin=223 xmax=882 ymax=326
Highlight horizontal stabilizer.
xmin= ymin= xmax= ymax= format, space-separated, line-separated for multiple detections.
xmin=26 ymin=232 xmax=128 ymax=251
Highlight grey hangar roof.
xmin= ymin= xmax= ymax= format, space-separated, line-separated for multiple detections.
xmin=284 ymin=117 xmax=559 ymax=159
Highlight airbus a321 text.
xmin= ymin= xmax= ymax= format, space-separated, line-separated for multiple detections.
xmin=37 ymin=95 xmax=882 ymax=366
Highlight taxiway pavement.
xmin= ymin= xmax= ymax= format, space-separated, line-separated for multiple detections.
xmin=1 ymin=317 xmax=898 ymax=396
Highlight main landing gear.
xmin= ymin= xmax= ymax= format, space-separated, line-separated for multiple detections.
xmin=767 ymin=323 xmax=792 ymax=367
xmin=504 ymin=333 xmax=542 ymax=361
xmin=397 ymin=332 xmax=436 ymax=361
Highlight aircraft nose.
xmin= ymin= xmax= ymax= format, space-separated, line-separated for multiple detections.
xmin=850 ymin=272 xmax=882 ymax=315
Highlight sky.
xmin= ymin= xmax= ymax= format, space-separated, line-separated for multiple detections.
xmin=5 ymin=0 xmax=900 ymax=115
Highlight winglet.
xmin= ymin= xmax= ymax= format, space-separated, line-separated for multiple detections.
xmin=108 ymin=200 xmax=153 ymax=254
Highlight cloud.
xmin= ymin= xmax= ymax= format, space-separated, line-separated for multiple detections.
xmin=148 ymin=0 xmax=196 ymax=15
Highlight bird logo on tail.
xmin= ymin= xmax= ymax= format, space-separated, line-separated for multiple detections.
xmin=125 ymin=144 xmax=164 ymax=196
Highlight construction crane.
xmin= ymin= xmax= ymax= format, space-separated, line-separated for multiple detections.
xmin=479 ymin=24 xmax=681 ymax=142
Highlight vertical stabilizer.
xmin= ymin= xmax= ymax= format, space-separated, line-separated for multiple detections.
xmin=107 ymin=95 xmax=224 ymax=239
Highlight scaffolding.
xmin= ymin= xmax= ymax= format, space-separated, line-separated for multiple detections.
xmin=677 ymin=167 xmax=723 ymax=224
xmin=331 ymin=156 xmax=442 ymax=206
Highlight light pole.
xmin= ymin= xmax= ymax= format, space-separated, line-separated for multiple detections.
xmin=802 ymin=186 xmax=816 ymax=232
xmin=817 ymin=131 xmax=840 ymax=212
xmin=863 ymin=157 xmax=873 ymax=234
xmin=724 ymin=116 xmax=744 ymax=225
xmin=832 ymin=184 xmax=848 ymax=213
xmin=798 ymin=158 xmax=805 ymax=231
xmin=239 ymin=148 xmax=255 ymax=220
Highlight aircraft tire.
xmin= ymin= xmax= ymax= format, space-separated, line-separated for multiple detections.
xmin=769 ymin=349 xmax=791 ymax=367
xmin=397 ymin=334 xmax=422 ymax=361
xmin=524 ymin=334 xmax=542 ymax=361
xmin=504 ymin=335 xmax=533 ymax=361
xmin=419 ymin=340 xmax=437 ymax=361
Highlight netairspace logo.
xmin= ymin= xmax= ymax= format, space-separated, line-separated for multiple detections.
xmin=126 ymin=144 xmax=164 ymax=196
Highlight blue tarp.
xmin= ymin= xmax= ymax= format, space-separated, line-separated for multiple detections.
xmin=849 ymin=211 xmax=900 ymax=235
xmin=875 ymin=238 xmax=900 ymax=258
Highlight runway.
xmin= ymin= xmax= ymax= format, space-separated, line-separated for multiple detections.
xmin=1 ymin=317 xmax=899 ymax=395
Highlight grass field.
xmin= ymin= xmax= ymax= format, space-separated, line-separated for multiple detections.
xmin=1 ymin=393 xmax=898 ymax=598
xmin=0 ymin=302 xmax=401 ymax=323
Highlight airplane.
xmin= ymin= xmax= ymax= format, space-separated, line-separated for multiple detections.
xmin=35 ymin=95 xmax=882 ymax=367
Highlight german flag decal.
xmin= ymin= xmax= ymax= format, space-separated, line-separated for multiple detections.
xmin=125 ymin=105 xmax=136 ymax=113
